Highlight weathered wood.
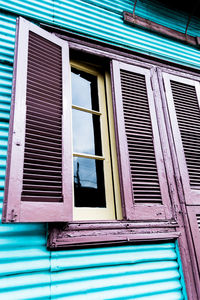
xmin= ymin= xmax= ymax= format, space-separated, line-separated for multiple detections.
xmin=123 ymin=11 xmax=199 ymax=47
xmin=157 ymin=69 xmax=200 ymax=299
xmin=2 ymin=17 xmax=73 ymax=222
xmin=48 ymin=220 xmax=179 ymax=248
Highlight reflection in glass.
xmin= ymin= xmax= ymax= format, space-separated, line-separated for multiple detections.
xmin=72 ymin=109 xmax=102 ymax=155
xmin=73 ymin=157 xmax=106 ymax=207
xmin=71 ymin=68 xmax=99 ymax=111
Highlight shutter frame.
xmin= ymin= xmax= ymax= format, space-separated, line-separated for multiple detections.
xmin=162 ymin=72 xmax=200 ymax=206
xmin=2 ymin=17 xmax=73 ymax=222
xmin=111 ymin=60 xmax=171 ymax=220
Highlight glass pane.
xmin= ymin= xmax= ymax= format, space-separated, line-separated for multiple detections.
xmin=73 ymin=157 xmax=106 ymax=207
xmin=72 ymin=109 xmax=102 ymax=155
xmin=71 ymin=68 xmax=99 ymax=111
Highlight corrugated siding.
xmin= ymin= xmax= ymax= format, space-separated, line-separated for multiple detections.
xmin=0 ymin=1 xmax=200 ymax=69
xmin=0 ymin=0 xmax=193 ymax=298
xmin=0 ymin=59 xmax=51 ymax=299
xmin=50 ymin=243 xmax=184 ymax=299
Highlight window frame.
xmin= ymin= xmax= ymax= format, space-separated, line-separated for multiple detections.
xmin=70 ymin=61 xmax=121 ymax=221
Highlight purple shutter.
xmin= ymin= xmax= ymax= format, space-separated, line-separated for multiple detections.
xmin=162 ymin=73 xmax=200 ymax=206
xmin=112 ymin=61 xmax=171 ymax=220
xmin=2 ymin=17 xmax=72 ymax=222
xmin=162 ymin=72 xmax=200 ymax=279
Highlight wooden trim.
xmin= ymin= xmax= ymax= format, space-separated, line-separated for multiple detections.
xmin=61 ymin=37 xmax=73 ymax=222
xmin=48 ymin=220 xmax=179 ymax=248
xmin=2 ymin=17 xmax=29 ymax=222
xmin=72 ymin=105 xmax=101 ymax=115
xmin=2 ymin=17 xmax=21 ymax=223
xmin=105 ymin=71 xmax=123 ymax=220
xmin=73 ymin=152 xmax=104 ymax=160
xmin=123 ymin=11 xmax=200 ymax=47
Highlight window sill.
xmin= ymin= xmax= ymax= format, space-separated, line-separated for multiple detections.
xmin=48 ymin=220 xmax=180 ymax=249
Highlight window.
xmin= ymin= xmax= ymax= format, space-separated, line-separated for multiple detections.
xmin=3 ymin=16 xmax=200 ymax=298
xmin=3 ymin=17 xmax=184 ymax=247
xmin=71 ymin=62 xmax=117 ymax=221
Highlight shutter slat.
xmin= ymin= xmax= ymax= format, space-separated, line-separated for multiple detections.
xmin=28 ymin=59 xmax=61 ymax=76
xmin=120 ymin=70 xmax=162 ymax=204
xmin=26 ymin=93 xmax=62 ymax=108
xmin=28 ymin=47 xmax=62 ymax=65
xmin=23 ymin=179 xmax=62 ymax=185
xmin=21 ymin=196 xmax=63 ymax=202
xmin=27 ymin=64 xmax=62 ymax=81
xmin=27 ymin=77 xmax=62 ymax=94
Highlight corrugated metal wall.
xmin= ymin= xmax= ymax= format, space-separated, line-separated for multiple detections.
xmin=0 ymin=240 xmax=185 ymax=299
xmin=1 ymin=0 xmax=197 ymax=298
xmin=0 ymin=0 xmax=200 ymax=69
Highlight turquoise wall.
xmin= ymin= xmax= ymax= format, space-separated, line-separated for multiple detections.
xmin=1 ymin=0 xmax=200 ymax=69
xmin=1 ymin=0 xmax=198 ymax=298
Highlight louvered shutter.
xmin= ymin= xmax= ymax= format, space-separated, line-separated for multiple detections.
xmin=162 ymin=73 xmax=200 ymax=206
xmin=2 ymin=17 xmax=73 ymax=222
xmin=161 ymin=72 xmax=200 ymax=274
xmin=112 ymin=61 xmax=172 ymax=220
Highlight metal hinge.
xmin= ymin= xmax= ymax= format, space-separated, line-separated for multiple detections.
xmin=8 ymin=209 xmax=18 ymax=222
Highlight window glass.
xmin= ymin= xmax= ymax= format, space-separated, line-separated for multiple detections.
xmin=73 ymin=157 xmax=106 ymax=207
xmin=72 ymin=109 xmax=102 ymax=155
xmin=71 ymin=69 xmax=99 ymax=111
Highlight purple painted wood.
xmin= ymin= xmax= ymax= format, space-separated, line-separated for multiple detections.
xmin=48 ymin=220 xmax=179 ymax=248
xmin=111 ymin=60 xmax=171 ymax=221
xmin=157 ymin=68 xmax=200 ymax=298
xmin=3 ymin=17 xmax=73 ymax=222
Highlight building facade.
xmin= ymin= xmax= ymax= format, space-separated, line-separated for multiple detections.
xmin=1 ymin=0 xmax=200 ymax=299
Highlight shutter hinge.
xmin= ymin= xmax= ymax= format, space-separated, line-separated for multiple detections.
xmin=8 ymin=209 xmax=18 ymax=223
xmin=162 ymin=77 xmax=166 ymax=94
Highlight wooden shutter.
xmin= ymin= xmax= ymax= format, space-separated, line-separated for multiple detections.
xmin=2 ymin=17 xmax=73 ymax=222
xmin=112 ymin=61 xmax=171 ymax=220
xmin=162 ymin=73 xmax=200 ymax=206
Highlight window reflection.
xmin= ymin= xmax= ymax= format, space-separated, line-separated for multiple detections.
xmin=72 ymin=109 xmax=102 ymax=155
xmin=71 ymin=69 xmax=99 ymax=111
xmin=73 ymin=157 xmax=106 ymax=207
